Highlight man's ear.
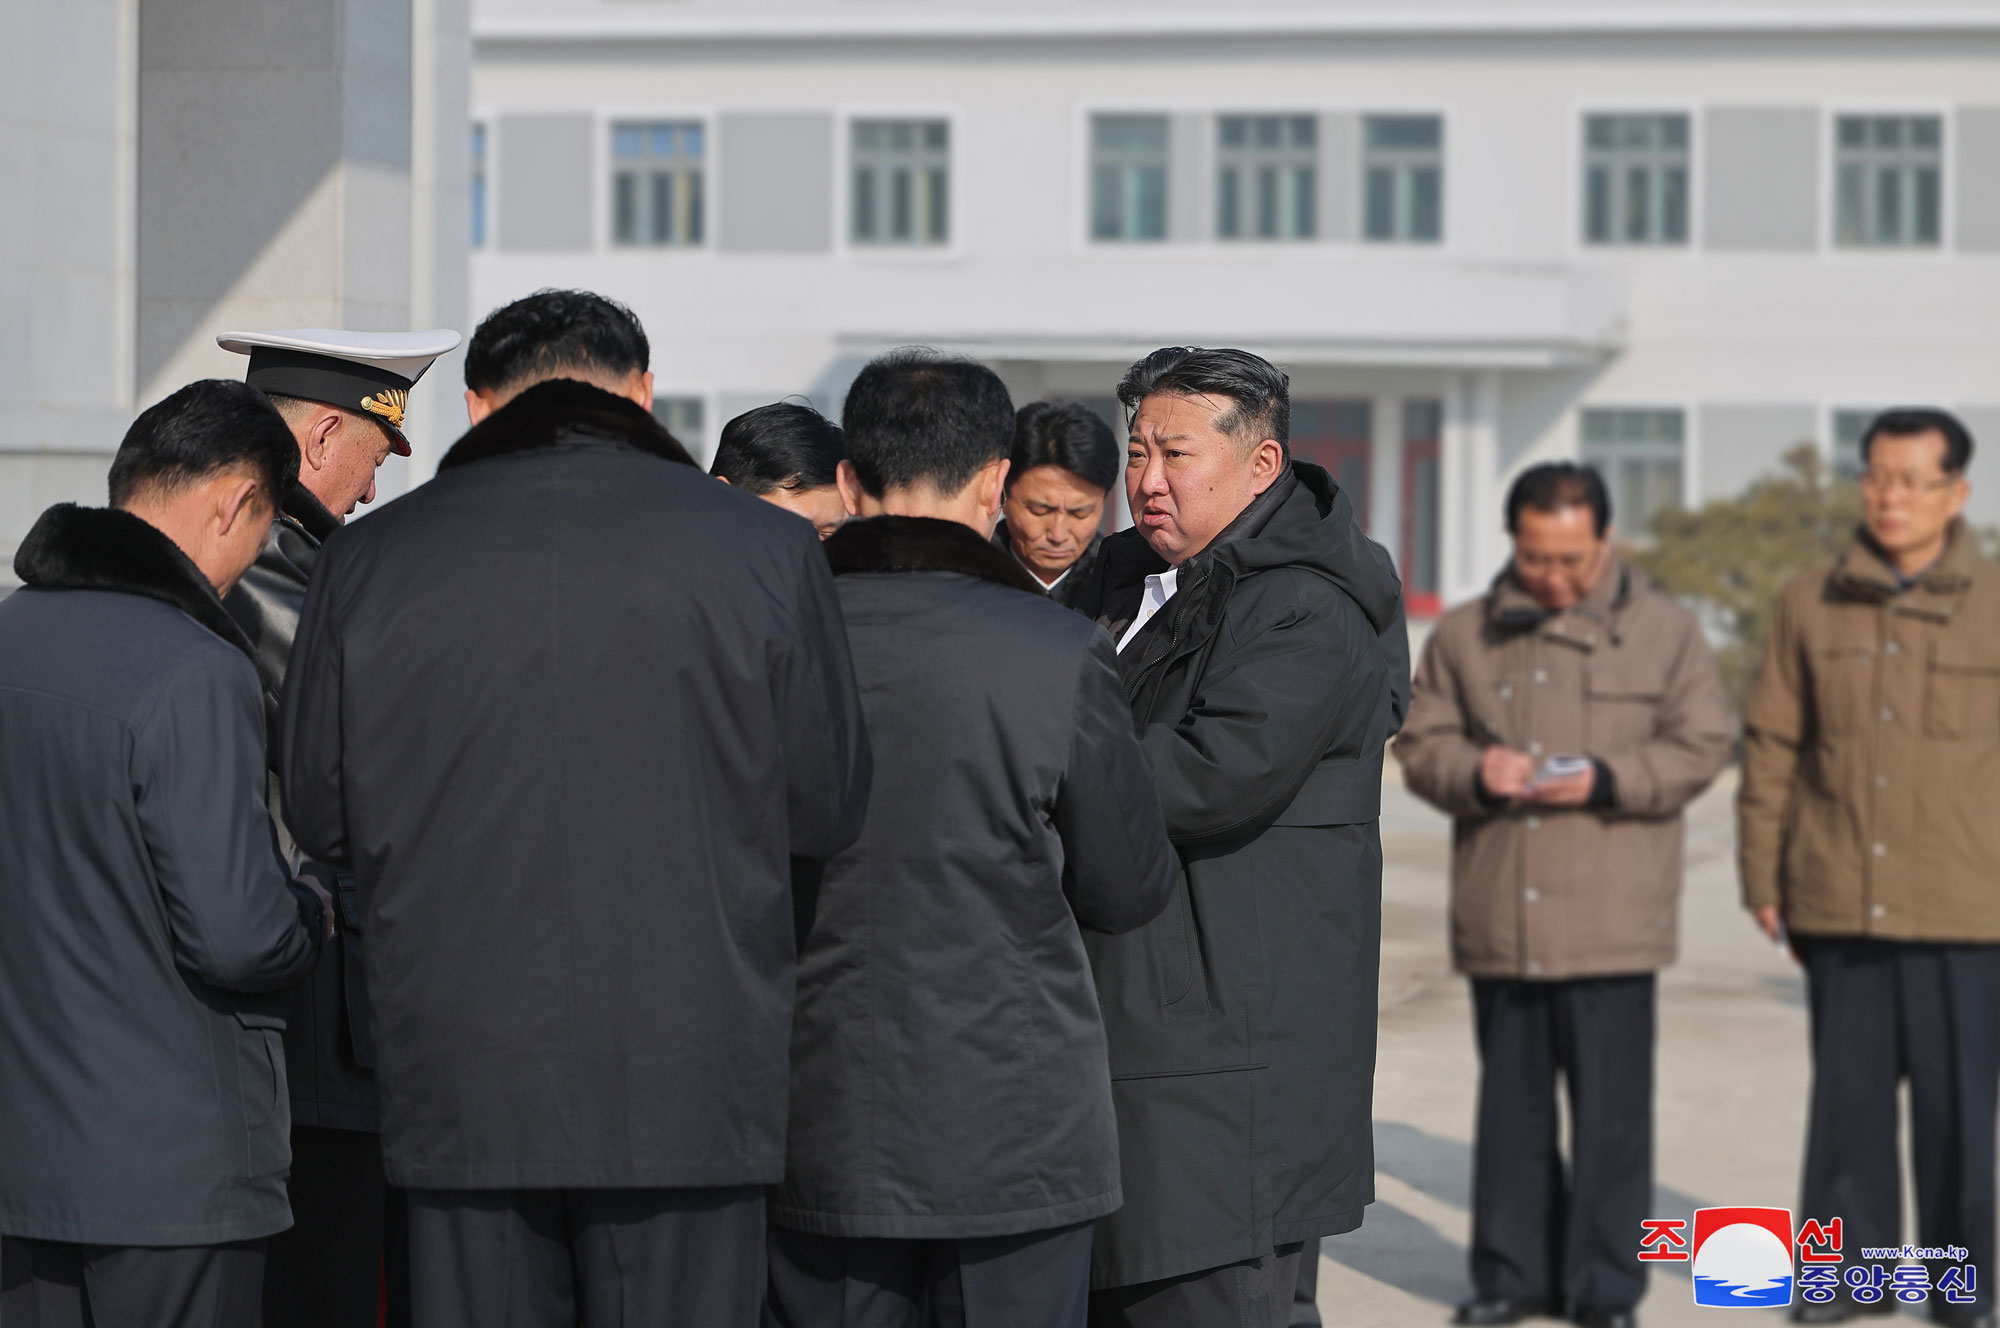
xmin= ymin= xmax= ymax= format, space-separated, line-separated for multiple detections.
xmin=214 ymin=475 xmax=266 ymax=538
xmin=835 ymin=459 xmax=863 ymax=517
xmin=980 ymin=457 xmax=1012 ymax=516
xmin=621 ymin=369 xmax=656 ymax=411
xmin=714 ymin=475 xmax=733 ymax=487
xmin=1248 ymin=439 xmax=1286 ymax=495
xmin=298 ymin=409 xmax=341 ymax=474
xmin=465 ymin=387 xmax=498 ymax=426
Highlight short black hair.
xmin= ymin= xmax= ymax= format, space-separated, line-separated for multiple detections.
xmin=1505 ymin=462 xmax=1612 ymax=537
xmin=1116 ymin=347 xmax=1291 ymax=458
xmin=1861 ymin=407 xmax=1975 ymax=475
xmin=841 ymin=349 xmax=1015 ymax=497
xmin=711 ymin=402 xmax=847 ymax=494
xmin=1010 ymin=402 xmax=1120 ymax=494
xmin=464 ymin=288 xmax=650 ymax=394
xmin=108 ymin=380 xmax=299 ymax=510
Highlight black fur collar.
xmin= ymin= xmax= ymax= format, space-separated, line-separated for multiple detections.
xmin=438 ymin=377 xmax=696 ymax=473
xmin=283 ymin=482 xmax=341 ymax=541
xmin=12 ymin=505 xmax=256 ymax=660
xmin=825 ymin=516 xmax=1046 ymax=595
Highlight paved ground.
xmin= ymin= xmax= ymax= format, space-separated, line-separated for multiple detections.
xmin=1314 ymin=768 xmax=1823 ymax=1326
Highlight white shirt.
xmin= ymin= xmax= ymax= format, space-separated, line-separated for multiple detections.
xmin=1116 ymin=567 xmax=1180 ymax=653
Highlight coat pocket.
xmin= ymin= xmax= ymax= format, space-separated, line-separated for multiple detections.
xmin=1924 ymin=646 xmax=2000 ymax=740
xmin=1810 ymin=645 xmax=1874 ymax=736
xmin=1149 ymin=875 xmax=1212 ymax=1018
xmin=233 ymin=1010 xmax=291 ymax=1178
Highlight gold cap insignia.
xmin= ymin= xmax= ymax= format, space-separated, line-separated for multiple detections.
xmin=359 ymin=388 xmax=409 ymax=429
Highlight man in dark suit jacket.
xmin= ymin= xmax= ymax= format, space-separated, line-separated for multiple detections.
xmin=0 ymin=381 xmax=328 ymax=1328
xmin=1073 ymin=347 xmax=1404 ymax=1328
xmin=280 ymin=290 xmax=872 ymax=1327
xmin=767 ymin=350 xmax=1176 ymax=1328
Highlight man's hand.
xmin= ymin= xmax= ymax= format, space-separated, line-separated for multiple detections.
xmin=1752 ymin=905 xmax=1783 ymax=944
xmin=298 ymin=875 xmax=336 ymax=941
xmin=1478 ymin=746 xmax=1537 ymax=801
xmin=1524 ymin=767 xmax=1595 ymax=806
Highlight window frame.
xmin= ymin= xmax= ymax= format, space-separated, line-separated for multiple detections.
xmin=1578 ymin=111 xmax=1695 ymax=249
xmin=1576 ymin=405 xmax=1694 ymax=537
xmin=1830 ymin=109 xmax=1948 ymax=251
xmin=651 ymin=391 xmax=717 ymax=466
xmin=1360 ymin=112 xmax=1446 ymax=246
xmin=470 ymin=118 xmax=492 ymax=251
xmin=1214 ymin=113 xmax=1320 ymax=244
xmin=1087 ymin=112 xmax=1172 ymax=245
xmin=593 ymin=105 xmax=717 ymax=256
xmin=837 ymin=108 xmax=961 ymax=256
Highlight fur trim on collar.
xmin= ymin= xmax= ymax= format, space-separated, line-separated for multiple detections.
xmin=825 ymin=516 xmax=1046 ymax=595
xmin=282 ymin=483 xmax=341 ymax=542
xmin=437 ymin=377 xmax=696 ymax=473
xmin=12 ymin=504 xmax=256 ymax=659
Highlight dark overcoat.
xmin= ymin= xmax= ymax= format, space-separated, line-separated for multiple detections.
xmin=279 ymin=379 xmax=872 ymax=1191
xmin=0 ymin=506 xmax=323 ymax=1245
xmin=226 ymin=483 xmax=380 ymax=1130
xmin=1070 ymin=462 xmax=1404 ymax=1289
xmin=771 ymin=517 xmax=1177 ymax=1240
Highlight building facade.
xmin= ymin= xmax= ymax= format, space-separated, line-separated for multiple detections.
xmin=469 ymin=0 xmax=2000 ymax=614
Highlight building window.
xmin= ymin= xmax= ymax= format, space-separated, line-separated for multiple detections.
xmin=1580 ymin=408 xmax=1685 ymax=534
xmin=653 ymin=396 xmax=706 ymax=459
xmin=1291 ymin=400 xmax=1372 ymax=528
xmin=1831 ymin=408 xmax=1881 ymax=481
xmin=1583 ymin=114 xmax=1689 ymax=246
xmin=471 ymin=122 xmax=489 ymax=249
xmin=1216 ymin=115 xmax=1317 ymax=241
xmin=1402 ymin=400 xmax=1443 ymax=615
xmin=611 ymin=121 xmax=706 ymax=247
xmin=1835 ymin=115 xmax=1942 ymax=248
xmin=1363 ymin=115 xmax=1443 ymax=244
xmin=1091 ymin=115 xmax=1169 ymax=242
xmin=851 ymin=119 xmax=949 ymax=247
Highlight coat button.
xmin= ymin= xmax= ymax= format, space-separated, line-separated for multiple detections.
xmin=1872 ymin=842 xmax=1887 ymax=857
xmin=1880 ymin=707 xmax=1895 ymax=722
xmin=1500 ymin=685 xmax=1513 ymax=700
xmin=1873 ymin=774 xmax=1888 ymax=789
xmin=1529 ymin=742 xmax=1544 ymax=756
xmin=1526 ymin=960 xmax=1542 ymax=975
xmin=1526 ymin=816 xmax=1541 ymax=830
xmin=1871 ymin=904 xmax=1887 ymax=918
xmin=1885 ymin=641 xmax=1900 ymax=656
xmin=1524 ymin=888 xmax=1539 ymax=902
xmin=1534 ymin=669 xmax=1549 ymax=684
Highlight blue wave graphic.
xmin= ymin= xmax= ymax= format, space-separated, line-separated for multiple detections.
xmin=1694 ymin=1275 xmax=1794 ymax=1308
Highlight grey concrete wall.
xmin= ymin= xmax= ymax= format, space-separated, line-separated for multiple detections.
xmin=135 ymin=0 xmax=417 ymax=404
xmin=1320 ymin=111 xmax=1359 ymax=243
xmin=719 ymin=113 xmax=834 ymax=253
xmin=1704 ymin=106 xmax=1820 ymax=252
xmin=0 ymin=0 xmax=139 ymax=581
xmin=497 ymin=113 xmax=594 ymax=252
xmin=1169 ymin=111 xmax=1206 ymax=243
xmin=1698 ymin=403 xmax=1816 ymax=501
xmin=1958 ymin=406 xmax=2000 ymax=528
xmin=1956 ymin=108 xmax=2000 ymax=253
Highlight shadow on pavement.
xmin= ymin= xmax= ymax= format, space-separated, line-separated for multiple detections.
xmin=1320 ymin=1198 xmax=1470 ymax=1307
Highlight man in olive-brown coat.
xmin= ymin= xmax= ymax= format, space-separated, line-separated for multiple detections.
xmin=1740 ymin=408 xmax=2000 ymax=1328
xmin=1398 ymin=462 xmax=1731 ymax=1328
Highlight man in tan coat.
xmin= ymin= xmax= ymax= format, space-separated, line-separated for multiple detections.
xmin=1398 ymin=463 xmax=1731 ymax=1328
xmin=1740 ymin=409 xmax=2000 ymax=1328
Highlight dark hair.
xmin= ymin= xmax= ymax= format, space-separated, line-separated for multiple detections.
xmin=1505 ymin=462 xmax=1612 ymax=537
xmin=841 ymin=348 xmax=1015 ymax=497
xmin=1010 ymin=402 xmax=1120 ymax=494
xmin=108 ymin=380 xmax=299 ymax=509
xmin=1861 ymin=407 xmax=1975 ymax=474
xmin=464 ymin=288 xmax=650 ymax=394
xmin=1115 ymin=347 xmax=1290 ymax=457
xmin=711 ymin=403 xmax=847 ymax=494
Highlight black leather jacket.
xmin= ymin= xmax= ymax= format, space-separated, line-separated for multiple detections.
xmin=225 ymin=484 xmax=380 ymax=1131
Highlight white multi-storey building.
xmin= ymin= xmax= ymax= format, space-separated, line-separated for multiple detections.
xmin=470 ymin=0 xmax=2000 ymax=614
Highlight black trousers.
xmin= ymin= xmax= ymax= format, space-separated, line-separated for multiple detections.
xmin=1290 ymin=1241 xmax=1322 ymax=1326
xmin=265 ymin=1125 xmax=412 ymax=1328
xmin=407 ymin=1185 xmax=764 ymax=1328
xmin=767 ymin=1221 xmax=1094 ymax=1328
xmin=1469 ymin=974 xmax=1654 ymax=1315
xmin=1797 ymin=936 xmax=2000 ymax=1312
xmin=1089 ymin=1243 xmax=1306 ymax=1328
xmin=1 ymin=1236 xmax=264 ymax=1328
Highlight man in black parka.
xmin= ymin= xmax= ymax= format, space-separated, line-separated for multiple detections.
xmin=766 ymin=351 xmax=1178 ymax=1328
xmin=1073 ymin=348 xmax=1405 ymax=1328
xmin=280 ymin=291 xmax=872 ymax=1327
xmin=0 ymin=381 xmax=328 ymax=1328
xmin=219 ymin=326 xmax=458 ymax=1328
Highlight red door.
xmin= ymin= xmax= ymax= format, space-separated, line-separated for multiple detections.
xmin=1289 ymin=399 xmax=1372 ymax=532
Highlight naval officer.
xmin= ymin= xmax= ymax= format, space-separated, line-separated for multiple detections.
xmin=220 ymin=327 xmax=459 ymax=1328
